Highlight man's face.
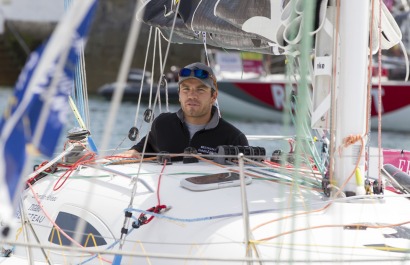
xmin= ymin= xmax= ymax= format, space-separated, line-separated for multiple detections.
xmin=178 ymin=78 xmax=217 ymax=124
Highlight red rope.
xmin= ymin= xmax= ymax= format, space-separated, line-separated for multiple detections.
xmin=138 ymin=158 xmax=168 ymax=225
xmin=53 ymin=151 xmax=96 ymax=191
xmin=26 ymin=161 xmax=56 ymax=184
xmin=338 ymin=134 xmax=362 ymax=157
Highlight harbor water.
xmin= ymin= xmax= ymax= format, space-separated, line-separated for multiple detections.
xmin=0 ymin=87 xmax=409 ymax=163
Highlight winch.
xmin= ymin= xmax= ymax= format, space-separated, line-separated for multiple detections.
xmin=63 ymin=127 xmax=90 ymax=164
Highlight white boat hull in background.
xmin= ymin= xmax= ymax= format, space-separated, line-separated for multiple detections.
xmin=217 ymin=79 xmax=410 ymax=132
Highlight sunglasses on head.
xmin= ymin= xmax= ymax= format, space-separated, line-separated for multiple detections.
xmin=179 ymin=68 xmax=210 ymax=79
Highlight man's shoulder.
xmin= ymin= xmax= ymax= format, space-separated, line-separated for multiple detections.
xmin=218 ymin=118 xmax=242 ymax=133
xmin=153 ymin=112 xmax=179 ymax=124
xmin=156 ymin=112 xmax=177 ymax=119
xmin=217 ymin=118 xmax=248 ymax=145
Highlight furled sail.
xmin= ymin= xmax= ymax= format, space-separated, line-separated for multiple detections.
xmin=140 ymin=0 xmax=326 ymax=54
xmin=140 ymin=0 xmax=400 ymax=56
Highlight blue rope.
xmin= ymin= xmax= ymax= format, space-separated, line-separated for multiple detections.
xmin=75 ymin=205 xmax=280 ymax=264
xmin=127 ymin=207 xmax=281 ymax=223
xmin=64 ymin=0 xmax=87 ymax=125
xmin=64 ymin=0 xmax=73 ymax=10
xmin=74 ymin=59 xmax=86 ymax=122
xmin=64 ymin=0 xmax=98 ymax=153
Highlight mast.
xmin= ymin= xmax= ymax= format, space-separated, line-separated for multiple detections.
xmin=333 ymin=0 xmax=370 ymax=195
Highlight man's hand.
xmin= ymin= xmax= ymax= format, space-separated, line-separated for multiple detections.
xmin=117 ymin=149 xmax=140 ymax=158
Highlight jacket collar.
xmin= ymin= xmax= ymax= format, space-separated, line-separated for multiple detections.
xmin=176 ymin=105 xmax=219 ymax=130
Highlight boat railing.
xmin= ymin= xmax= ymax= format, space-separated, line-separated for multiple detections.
xmin=86 ymin=164 xmax=154 ymax=193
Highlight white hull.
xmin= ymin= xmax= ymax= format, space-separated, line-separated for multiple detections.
xmin=218 ymin=90 xmax=285 ymax=123
xmin=1 ymin=160 xmax=410 ymax=264
xmin=378 ymin=105 xmax=410 ymax=132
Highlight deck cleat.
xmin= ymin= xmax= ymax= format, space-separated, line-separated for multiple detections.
xmin=183 ymin=147 xmax=198 ymax=164
xmin=157 ymin=151 xmax=172 ymax=165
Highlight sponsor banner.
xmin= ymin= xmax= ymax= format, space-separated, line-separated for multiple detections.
xmin=383 ymin=148 xmax=410 ymax=174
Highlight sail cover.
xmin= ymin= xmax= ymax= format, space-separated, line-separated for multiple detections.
xmin=140 ymin=0 xmax=327 ymax=55
xmin=140 ymin=0 xmax=401 ymax=56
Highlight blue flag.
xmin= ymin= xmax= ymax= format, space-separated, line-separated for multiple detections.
xmin=0 ymin=0 xmax=98 ymax=227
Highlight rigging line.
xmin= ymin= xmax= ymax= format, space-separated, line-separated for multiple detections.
xmin=85 ymin=164 xmax=154 ymax=193
xmin=188 ymin=0 xmax=210 ymax=67
xmin=187 ymin=155 xmax=317 ymax=190
xmin=157 ymin=27 xmax=169 ymax=113
xmin=127 ymin=206 xmax=288 ymax=223
xmin=156 ymin=28 xmax=163 ymax=113
xmin=366 ymin=0 xmax=376 ymax=181
xmin=164 ymin=78 xmax=170 ymax=113
xmin=70 ymin=20 xmax=91 ymax=132
xmin=237 ymin=154 xmax=261 ymax=263
xmin=109 ymin=135 xmax=128 ymax=156
xmin=79 ymin=46 xmax=91 ymax=130
xmin=114 ymin=0 xmax=183 ymax=252
xmin=134 ymin=159 xmax=169 ymax=227
xmin=157 ymin=28 xmax=163 ymax=74
xmin=74 ymin=53 xmax=85 ymax=121
xmin=256 ymin=160 xmax=323 ymax=178
xmin=133 ymin=26 xmax=153 ymax=127
xmin=377 ymin=0 xmax=383 ymax=189
xmin=252 ymin=137 xmax=365 ymax=233
xmin=4 ymin=239 xmax=408 ymax=263
xmin=130 ymin=0 xmax=183 ymax=192
xmin=23 ymin=217 xmax=52 ymax=265
xmin=259 ymin=139 xmax=363 ymax=231
xmin=118 ymin=81 xmax=159 ymax=253
xmin=294 ymin=1 xmax=315 ymax=193
xmin=25 ymin=144 xmax=74 ymax=181
xmin=128 ymin=190 xmax=397 ymax=224
xmin=19 ymin=202 xmax=34 ymax=264
xmin=202 ymin=32 xmax=210 ymax=67
xmin=148 ymin=30 xmax=158 ymax=109
xmin=257 ymin=218 xmax=410 ymax=242
xmin=156 ymin=159 xmax=167 ymax=205
xmin=53 ymin=149 xmax=96 ymax=191
xmin=239 ymin=163 xmax=321 ymax=191
xmin=288 ymin=95 xmax=324 ymax=175
xmin=238 ymin=154 xmax=250 ymax=259
xmin=251 ymin=199 xmax=332 ymax=232
xmin=300 ymin=123 xmax=324 ymax=175
xmin=153 ymin=0 xmax=181 ymax=98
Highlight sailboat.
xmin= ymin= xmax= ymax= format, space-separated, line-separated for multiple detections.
xmin=208 ymin=49 xmax=410 ymax=132
xmin=2 ymin=0 xmax=410 ymax=264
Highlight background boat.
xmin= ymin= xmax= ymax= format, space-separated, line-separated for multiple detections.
xmin=217 ymin=76 xmax=410 ymax=132
xmin=97 ymin=49 xmax=410 ymax=132
xmin=98 ymin=72 xmax=410 ymax=133
xmin=97 ymin=68 xmax=180 ymax=103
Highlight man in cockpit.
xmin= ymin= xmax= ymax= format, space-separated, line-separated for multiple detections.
xmin=120 ymin=62 xmax=248 ymax=160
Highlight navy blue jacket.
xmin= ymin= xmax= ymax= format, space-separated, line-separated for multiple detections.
xmin=131 ymin=106 xmax=248 ymax=158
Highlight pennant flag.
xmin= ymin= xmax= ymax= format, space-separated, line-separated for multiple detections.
xmin=0 ymin=0 xmax=98 ymax=233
